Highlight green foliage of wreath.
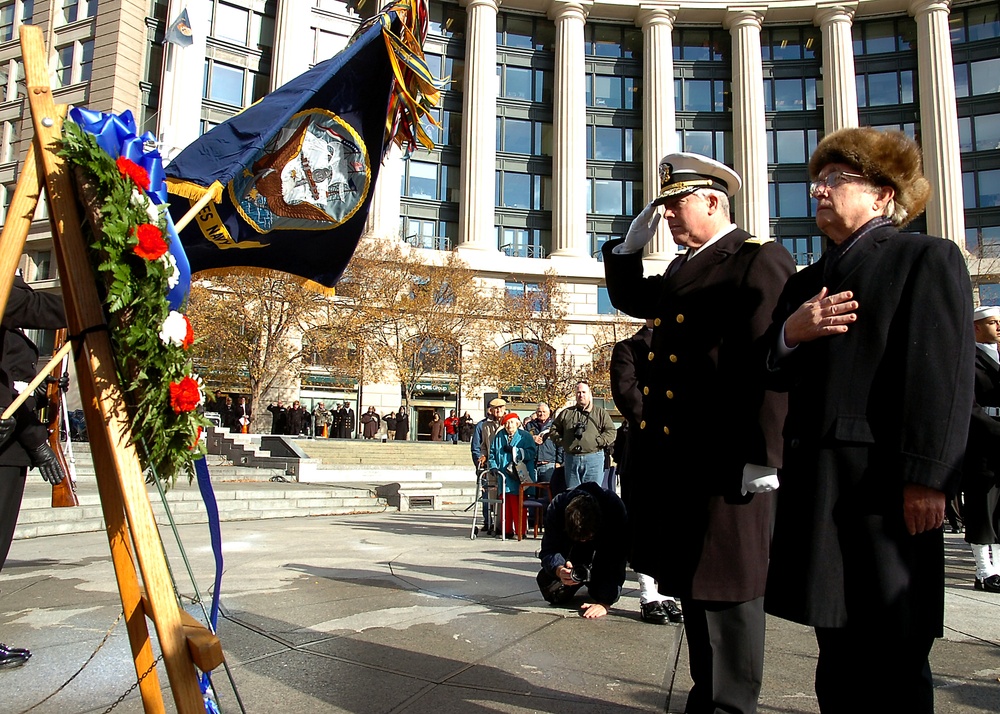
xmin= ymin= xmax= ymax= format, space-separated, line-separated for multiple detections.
xmin=59 ymin=120 xmax=209 ymax=485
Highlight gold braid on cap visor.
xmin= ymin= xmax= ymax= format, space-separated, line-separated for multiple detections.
xmin=652 ymin=178 xmax=716 ymax=204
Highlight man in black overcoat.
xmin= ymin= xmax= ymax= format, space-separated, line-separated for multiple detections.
xmin=0 ymin=276 xmax=68 ymax=667
xmin=962 ymin=305 xmax=1000 ymax=592
xmin=763 ymin=128 xmax=974 ymax=713
xmin=609 ymin=320 xmax=682 ymax=625
xmin=603 ymin=152 xmax=795 ymax=714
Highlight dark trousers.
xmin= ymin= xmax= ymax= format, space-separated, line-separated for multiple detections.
xmin=814 ymin=626 xmax=934 ymax=713
xmin=681 ymin=596 xmax=765 ymax=714
xmin=0 ymin=465 xmax=28 ymax=572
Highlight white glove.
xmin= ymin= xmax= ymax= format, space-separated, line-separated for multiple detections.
xmin=742 ymin=464 xmax=779 ymax=496
xmin=614 ymin=201 xmax=661 ymax=255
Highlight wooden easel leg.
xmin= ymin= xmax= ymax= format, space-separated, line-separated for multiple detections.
xmin=0 ymin=139 xmax=44 ymax=315
xmin=0 ymin=139 xmax=166 ymax=711
xmin=18 ymin=25 xmax=206 ymax=713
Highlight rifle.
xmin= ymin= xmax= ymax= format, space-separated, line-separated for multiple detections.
xmin=46 ymin=328 xmax=78 ymax=507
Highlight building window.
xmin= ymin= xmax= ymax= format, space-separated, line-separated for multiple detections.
xmin=213 ymin=1 xmax=250 ymax=45
xmin=597 ymin=286 xmax=618 ymax=315
xmin=951 ymin=3 xmax=1000 ymax=44
xmin=779 ymin=236 xmax=825 ymax=267
xmin=28 ymin=250 xmax=51 ymax=281
xmin=54 ymin=39 xmax=94 ymax=88
xmin=1 ymin=118 xmax=16 ymax=163
xmin=856 ymin=70 xmax=914 ymax=108
xmin=58 ymin=0 xmax=95 ymax=26
xmin=764 ymin=77 xmax=820 ymax=112
xmin=672 ymin=28 xmax=729 ymax=62
xmin=428 ymin=2 xmax=465 ymax=39
xmin=207 ymin=0 xmax=273 ymax=51
xmin=584 ymin=23 xmax=641 ymax=59
xmin=498 ymin=227 xmax=549 ymax=258
xmin=497 ymin=13 xmax=554 ymax=51
xmin=852 ymin=17 xmax=916 ymax=55
xmin=203 ymin=61 xmax=245 ymax=105
xmin=504 ymin=282 xmax=547 ymax=311
xmin=497 ymin=116 xmax=551 ymax=156
xmin=400 ymin=216 xmax=455 ymax=251
xmin=761 ymin=27 xmax=820 ymax=61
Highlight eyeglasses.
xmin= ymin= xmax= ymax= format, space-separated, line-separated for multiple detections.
xmin=809 ymin=170 xmax=866 ymax=197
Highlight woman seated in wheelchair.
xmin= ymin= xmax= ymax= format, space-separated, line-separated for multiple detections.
xmin=488 ymin=413 xmax=537 ymax=537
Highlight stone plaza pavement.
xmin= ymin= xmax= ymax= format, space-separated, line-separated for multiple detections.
xmin=1 ymin=510 xmax=999 ymax=713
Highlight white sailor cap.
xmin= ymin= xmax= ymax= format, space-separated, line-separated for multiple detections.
xmin=653 ymin=152 xmax=743 ymax=205
xmin=974 ymin=305 xmax=1000 ymax=321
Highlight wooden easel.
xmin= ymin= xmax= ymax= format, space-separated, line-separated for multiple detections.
xmin=0 ymin=26 xmax=222 ymax=713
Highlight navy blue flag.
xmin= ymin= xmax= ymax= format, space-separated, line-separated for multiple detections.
xmin=164 ymin=8 xmax=194 ymax=47
xmin=165 ymin=0 xmax=440 ymax=292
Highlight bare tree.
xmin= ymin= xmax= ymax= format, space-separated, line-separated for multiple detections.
xmin=187 ymin=271 xmax=330 ymax=412
xmin=468 ymin=272 xmax=581 ymax=408
xmin=330 ymin=239 xmax=495 ymax=405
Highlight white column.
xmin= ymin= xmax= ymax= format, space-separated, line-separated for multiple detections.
xmin=271 ymin=0 xmax=313 ymax=90
xmin=911 ymin=0 xmax=965 ymax=246
xmin=456 ymin=0 xmax=499 ymax=252
xmin=548 ymin=0 xmax=591 ymax=258
xmin=366 ymin=144 xmax=404 ymax=241
xmin=638 ymin=4 xmax=678 ymax=260
xmin=725 ymin=8 xmax=769 ymax=242
xmin=815 ymin=3 xmax=859 ymax=132
xmin=158 ymin=0 xmax=210 ymax=163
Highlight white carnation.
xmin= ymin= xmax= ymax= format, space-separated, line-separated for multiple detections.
xmin=160 ymin=253 xmax=180 ymax=289
xmin=131 ymin=188 xmax=160 ymax=224
xmin=159 ymin=310 xmax=188 ymax=347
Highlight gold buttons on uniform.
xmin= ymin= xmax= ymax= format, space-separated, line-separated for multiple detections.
xmin=639 ymin=420 xmax=646 ymax=429
xmin=654 ymin=318 xmax=662 ymax=327
xmin=642 ymin=386 xmax=649 ymax=395
xmin=676 ymin=314 xmax=684 ymax=323
xmin=669 ymin=354 xmax=678 ymax=363
xmin=648 ymin=352 xmax=655 ymax=361
xmin=663 ymin=426 xmax=670 ymax=435
xmin=665 ymin=390 xmax=674 ymax=399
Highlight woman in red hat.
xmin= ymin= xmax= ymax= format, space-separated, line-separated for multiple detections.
xmin=488 ymin=413 xmax=537 ymax=537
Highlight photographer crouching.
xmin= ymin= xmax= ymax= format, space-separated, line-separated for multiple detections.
xmin=548 ymin=381 xmax=616 ymax=489
xmin=537 ymin=482 xmax=628 ymax=618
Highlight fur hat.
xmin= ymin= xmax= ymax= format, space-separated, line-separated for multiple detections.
xmin=808 ymin=127 xmax=931 ymax=227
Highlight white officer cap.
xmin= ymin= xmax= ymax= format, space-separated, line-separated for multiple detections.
xmin=653 ymin=152 xmax=743 ymax=205
xmin=974 ymin=305 xmax=1000 ymax=321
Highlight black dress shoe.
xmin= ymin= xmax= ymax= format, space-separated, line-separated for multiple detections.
xmin=0 ymin=643 xmax=31 ymax=668
xmin=974 ymin=575 xmax=1000 ymax=592
xmin=663 ymin=600 xmax=684 ymax=624
xmin=640 ymin=601 xmax=668 ymax=624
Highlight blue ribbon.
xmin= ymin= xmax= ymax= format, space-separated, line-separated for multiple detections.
xmin=68 ymin=106 xmax=191 ymax=309
xmin=68 ymin=107 xmax=166 ymax=204
xmin=194 ymin=456 xmax=224 ymax=714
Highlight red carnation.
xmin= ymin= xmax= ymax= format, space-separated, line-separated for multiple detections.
xmin=117 ymin=156 xmax=150 ymax=191
xmin=133 ymin=223 xmax=168 ymax=260
xmin=169 ymin=376 xmax=202 ymax=414
xmin=182 ymin=314 xmax=194 ymax=350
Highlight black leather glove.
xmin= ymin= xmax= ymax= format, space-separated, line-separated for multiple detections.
xmin=57 ymin=373 xmax=69 ymax=392
xmin=27 ymin=442 xmax=65 ymax=485
xmin=0 ymin=417 xmax=14 ymax=449
xmin=32 ymin=382 xmax=49 ymax=409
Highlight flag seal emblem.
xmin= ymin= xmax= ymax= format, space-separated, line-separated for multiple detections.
xmin=230 ymin=108 xmax=370 ymax=234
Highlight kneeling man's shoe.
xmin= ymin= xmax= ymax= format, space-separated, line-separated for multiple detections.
xmin=640 ymin=601 xmax=668 ymax=624
xmin=664 ymin=600 xmax=684 ymax=624
xmin=0 ymin=643 xmax=31 ymax=668
xmin=974 ymin=575 xmax=1000 ymax=592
